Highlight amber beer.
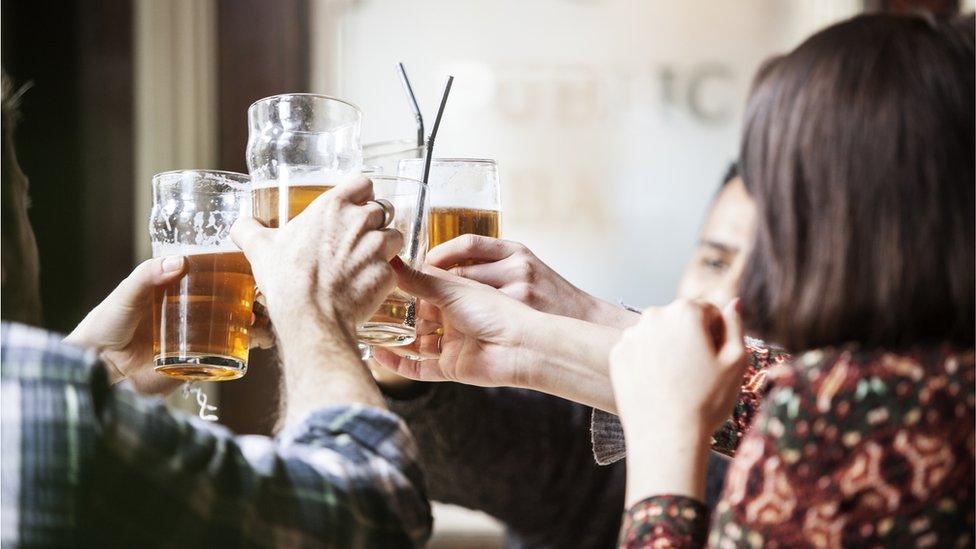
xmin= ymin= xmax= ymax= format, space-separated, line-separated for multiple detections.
xmin=252 ymin=181 xmax=418 ymax=346
xmin=428 ymin=207 xmax=501 ymax=263
xmin=253 ymin=183 xmax=335 ymax=227
xmin=153 ymin=250 xmax=255 ymax=380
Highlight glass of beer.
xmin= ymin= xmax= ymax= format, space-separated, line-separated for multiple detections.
xmin=247 ymin=93 xmax=362 ymax=227
xmin=397 ymin=158 xmax=501 ymax=256
xmin=356 ymin=175 xmax=428 ymax=347
xmin=149 ymin=170 xmax=254 ymax=381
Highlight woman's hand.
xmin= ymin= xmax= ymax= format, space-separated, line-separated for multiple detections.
xmin=609 ymin=298 xmax=746 ymax=504
xmin=373 ymin=261 xmax=623 ymax=411
xmin=373 ymin=262 xmax=537 ymax=387
xmin=65 ymin=256 xmax=188 ymax=395
xmin=427 ymin=235 xmax=637 ymax=329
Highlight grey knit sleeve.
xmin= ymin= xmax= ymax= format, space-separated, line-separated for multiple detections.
xmin=590 ymin=408 xmax=627 ymax=465
xmin=385 ymin=383 xmax=626 ymax=548
xmin=590 ymin=341 xmax=785 ymax=466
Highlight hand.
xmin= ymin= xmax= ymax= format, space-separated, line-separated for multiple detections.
xmin=373 ymin=262 xmax=536 ymax=387
xmin=609 ymin=298 xmax=746 ymax=503
xmin=373 ymin=261 xmax=622 ymax=411
xmin=428 ymin=235 xmax=637 ymax=329
xmin=231 ymin=176 xmax=404 ymax=424
xmin=231 ymin=176 xmax=403 ymax=340
xmin=65 ymin=256 xmax=188 ymax=395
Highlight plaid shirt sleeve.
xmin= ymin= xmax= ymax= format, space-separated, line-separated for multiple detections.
xmin=1 ymin=322 xmax=432 ymax=548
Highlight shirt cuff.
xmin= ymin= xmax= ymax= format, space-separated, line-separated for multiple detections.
xmin=279 ymin=404 xmax=422 ymax=471
xmin=590 ymin=408 xmax=627 ymax=465
xmin=620 ymin=494 xmax=709 ymax=548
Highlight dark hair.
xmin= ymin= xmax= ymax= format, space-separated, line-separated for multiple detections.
xmin=2 ymin=70 xmax=41 ymax=324
xmin=739 ymin=13 xmax=975 ymax=351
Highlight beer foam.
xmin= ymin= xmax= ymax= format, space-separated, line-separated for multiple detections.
xmin=252 ymin=170 xmax=347 ymax=190
xmin=428 ymin=192 xmax=500 ymax=210
xmin=152 ymin=242 xmax=241 ymax=257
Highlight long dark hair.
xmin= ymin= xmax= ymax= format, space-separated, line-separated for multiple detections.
xmin=739 ymin=13 xmax=975 ymax=351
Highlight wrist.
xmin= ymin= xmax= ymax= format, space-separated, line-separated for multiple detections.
xmin=516 ymin=311 xmax=620 ymax=411
xmin=583 ymin=297 xmax=639 ymax=329
xmin=624 ymin=422 xmax=711 ymax=506
xmin=272 ymin=306 xmax=386 ymax=427
xmin=270 ymin=302 xmax=348 ymax=349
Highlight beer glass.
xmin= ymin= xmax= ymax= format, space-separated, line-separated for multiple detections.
xmin=247 ymin=94 xmax=362 ymax=227
xmin=150 ymin=170 xmax=254 ymax=381
xmin=357 ymin=175 xmax=428 ymax=347
xmin=397 ymin=158 xmax=500 ymax=259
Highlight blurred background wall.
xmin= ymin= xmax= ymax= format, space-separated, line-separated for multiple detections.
xmin=1 ymin=0 xmax=969 ymax=546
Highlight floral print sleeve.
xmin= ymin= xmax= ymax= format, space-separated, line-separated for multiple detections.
xmin=619 ymin=347 xmax=974 ymax=548
xmin=620 ymin=495 xmax=709 ymax=548
xmin=709 ymin=343 xmax=789 ymax=456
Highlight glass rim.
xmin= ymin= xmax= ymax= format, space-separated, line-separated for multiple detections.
xmin=367 ymin=174 xmax=428 ymax=189
xmin=152 ymin=169 xmax=251 ymax=193
xmin=247 ymin=93 xmax=362 ymax=118
xmin=364 ymin=138 xmax=425 ymax=159
xmin=398 ymin=157 xmax=496 ymax=166
xmin=153 ymin=169 xmax=250 ymax=181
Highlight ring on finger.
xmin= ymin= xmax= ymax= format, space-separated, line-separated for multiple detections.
xmin=366 ymin=199 xmax=395 ymax=229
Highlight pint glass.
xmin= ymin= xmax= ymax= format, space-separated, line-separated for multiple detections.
xmin=357 ymin=175 xmax=427 ymax=347
xmin=247 ymin=94 xmax=362 ymax=227
xmin=397 ymin=159 xmax=500 ymax=258
xmin=150 ymin=170 xmax=254 ymax=381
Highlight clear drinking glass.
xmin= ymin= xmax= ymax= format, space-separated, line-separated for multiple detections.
xmin=397 ymin=158 xmax=501 ymax=258
xmin=150 ymin=170 xmax=254 ymax=381
xmin=247 ymin=93 xmax=363 ymax=227
xmin=357 ymin=175 xmax=428 ymax=347
xmin=364 ymin=138 xmax=425 ymax=175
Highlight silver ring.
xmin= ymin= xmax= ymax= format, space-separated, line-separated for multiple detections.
xmin=368 ymin=199 xmax=395 ymax=229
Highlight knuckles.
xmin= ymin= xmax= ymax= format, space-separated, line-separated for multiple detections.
xmin=506 ymin=282 xmax=536 ymax=305
xmin=511 ymin=258 xmax=535 ymax=283
xmin=457 ymin=233 xmax=482 ymax=252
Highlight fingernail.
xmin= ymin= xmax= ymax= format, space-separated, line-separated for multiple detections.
xmin=390 ymin=256 xmax=405 ymax=270
xmin=161 ymin=256 xmax=185 ymax=273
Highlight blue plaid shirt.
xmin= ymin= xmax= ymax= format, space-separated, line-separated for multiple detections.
xmin=0 ymin=322 xmax=432 ymax=547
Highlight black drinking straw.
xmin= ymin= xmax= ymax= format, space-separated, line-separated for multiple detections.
xmin=422 ymin=75 xmax=454 ymax=186
xmin=397 ymin=63 xmax=425 ymax=149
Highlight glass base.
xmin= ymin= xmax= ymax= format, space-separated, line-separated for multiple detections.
xmin=357 ymin=323 xmax=416 ymax=347
xmin=154 ymin=355 xmax=247 ymax=381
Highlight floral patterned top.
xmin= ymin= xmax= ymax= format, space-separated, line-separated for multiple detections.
xmin=620 ymin=346 xmax=975 ymax=548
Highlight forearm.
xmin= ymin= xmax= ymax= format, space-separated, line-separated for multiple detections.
xmin=582 ymin=296 xmax=640 ymax=330
xmin=275 ymin=313 xmax=386 ymax=427
xmin=95 ymin=386 xmax=431 ymax=546
xmin=519 ymin=312 xmax=621 ymax=413
xmin=624 ymin=422 xmax=711 ymax=506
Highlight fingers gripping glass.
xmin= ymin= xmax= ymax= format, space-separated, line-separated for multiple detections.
xmin=357 ymin=175 xmax=428 ymax=347
xmin=149 ymin=170 xmax=254 ymax=381
xmin=397 ymin=158 xmax=501 ymax=260
xmin=247 ymin=93 xmax=363 ymax=227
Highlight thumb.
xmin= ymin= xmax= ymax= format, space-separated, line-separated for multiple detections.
xmin=391 ymin=257 xmax=460 ymax=308
xmin=231 ymin=216 xmax=272 ymax=263
xmin=718 ymin=298 xmax=745 ymax=367
xmin=110 ymin=256 xmax=186 ymax=310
